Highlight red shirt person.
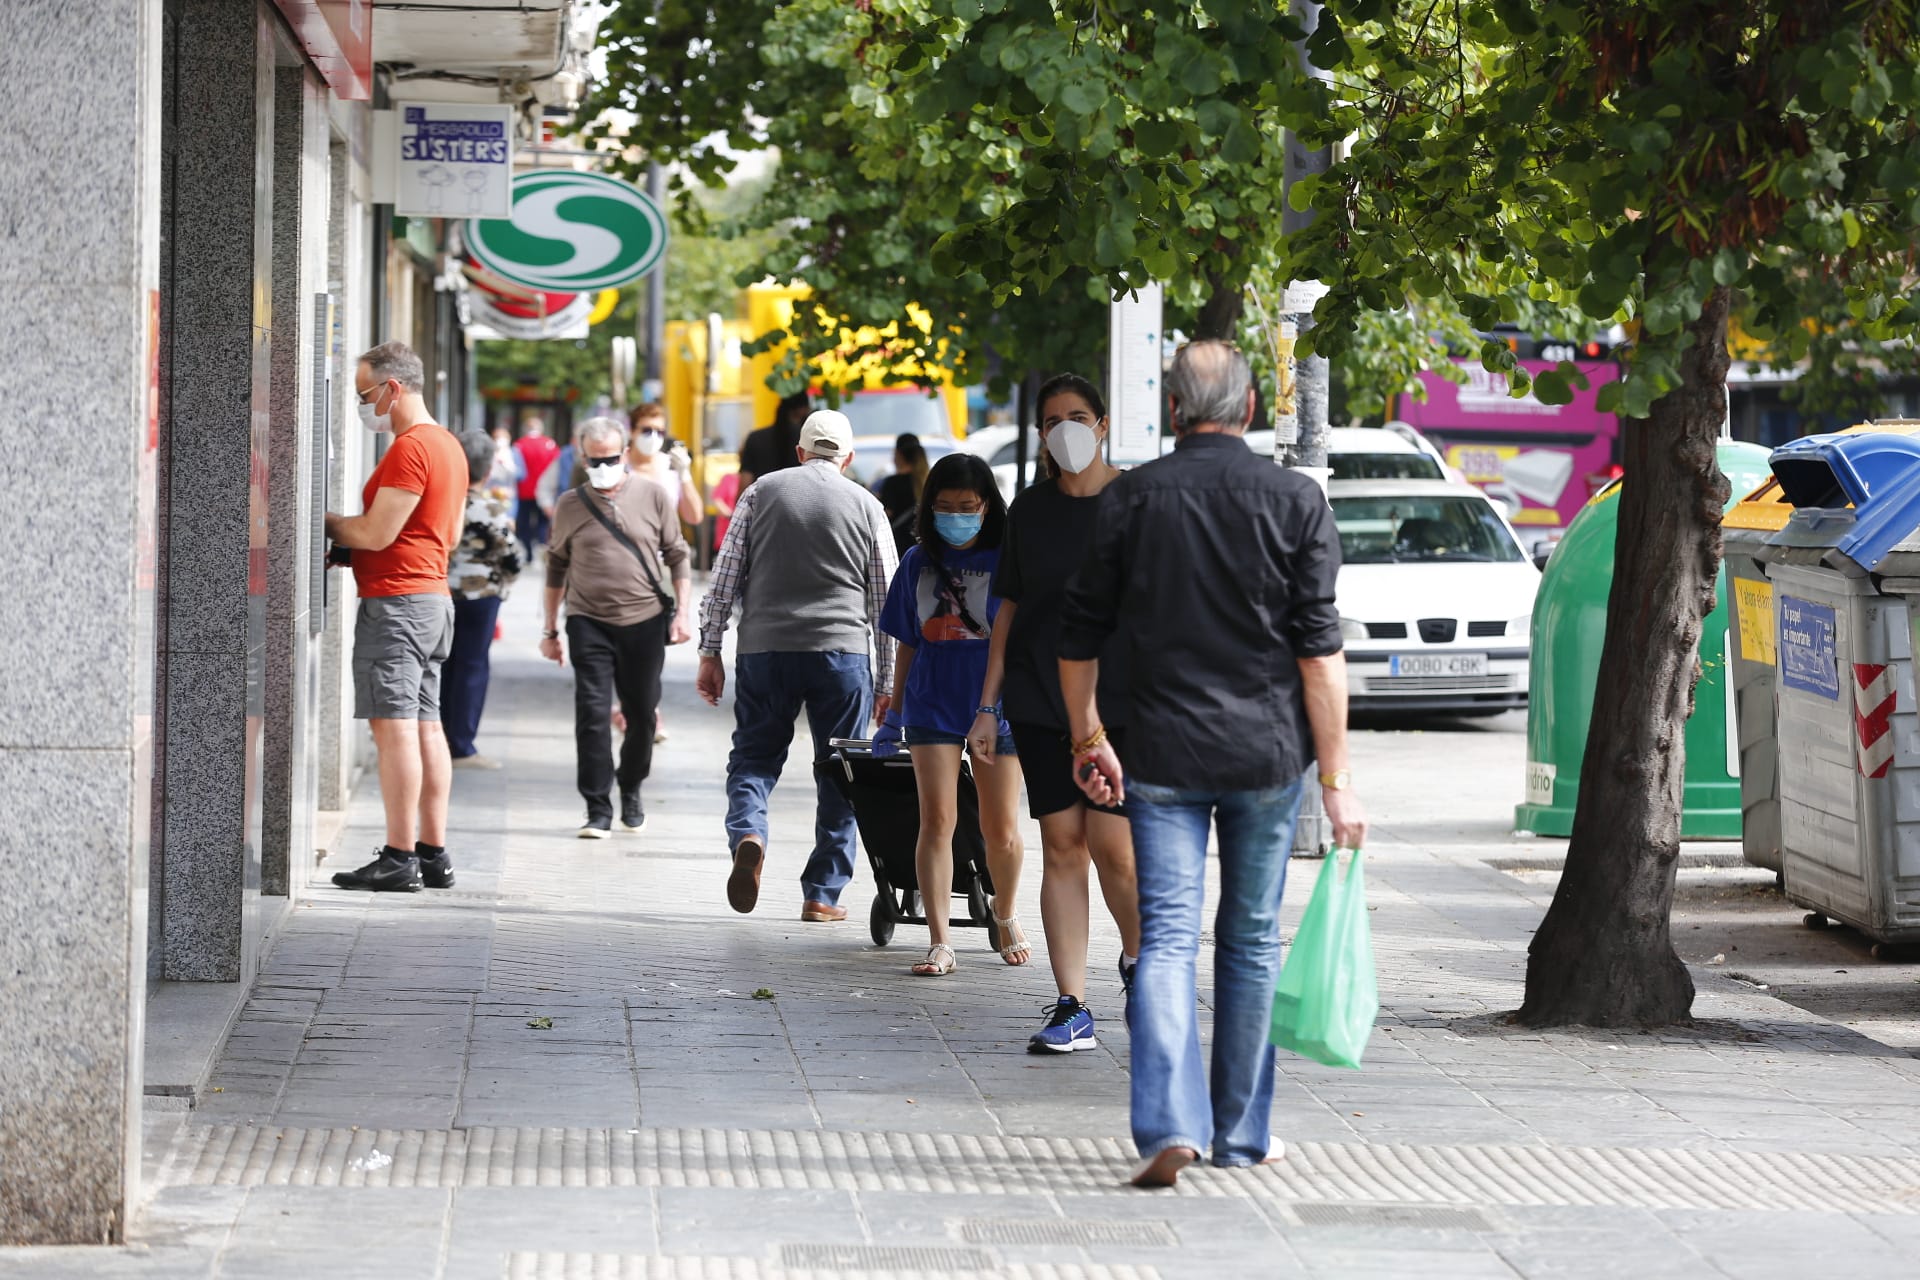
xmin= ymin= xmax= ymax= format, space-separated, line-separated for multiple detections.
xmin=512 ymin=418 xmax=560 ymax=555
xmin=323 ymin=340 xmax=470 ymax=894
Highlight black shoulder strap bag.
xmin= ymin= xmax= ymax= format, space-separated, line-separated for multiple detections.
xmin=575 ymin=484 xmax=676 ymax=613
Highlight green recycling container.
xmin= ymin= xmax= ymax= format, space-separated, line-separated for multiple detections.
xmin=1514 ymin=441 xmax=1775 ymax=838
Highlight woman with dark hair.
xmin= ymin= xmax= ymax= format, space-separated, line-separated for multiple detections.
xmin=875 ymin=432 xmax=930 ymax=555
xmin=970 ymin=373 xmax=1140 ymax=1052
xmin=878 ymin=452 xmax=1028 ymax=976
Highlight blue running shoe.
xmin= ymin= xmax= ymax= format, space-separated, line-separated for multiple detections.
xmin=1029 ymin=996 xmax=1098 ymax=1054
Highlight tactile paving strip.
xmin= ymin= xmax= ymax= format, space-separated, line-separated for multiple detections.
xmin=1286 ymin=1203 xmax=1493 ymax=1231
xmin=162 ymin=1124 xmax=1920 ymax=1214
xmin=502 ymin=1259 xmax=1159 ymax=1280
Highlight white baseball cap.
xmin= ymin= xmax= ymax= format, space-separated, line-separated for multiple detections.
xmin=799 ymin=410 xmax=854 ymax=459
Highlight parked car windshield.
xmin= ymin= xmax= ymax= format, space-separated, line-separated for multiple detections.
xmin=1331 ymin=495 xmax=1525 ymax=564
xmin=1329 ymin=452 xmax=1444 ymax=481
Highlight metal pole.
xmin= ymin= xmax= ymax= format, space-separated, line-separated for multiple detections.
xmin=643 ymin=161 xmax=666 ymax=395
xmin=1281 ymin=0 xmax=1334 ymax=478
xmin=1284 ymin=0 xmax=1334 ymax=856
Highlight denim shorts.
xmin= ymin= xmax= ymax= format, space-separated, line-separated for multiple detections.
xmin=904 ymin=724 xmax=1018 ymax=757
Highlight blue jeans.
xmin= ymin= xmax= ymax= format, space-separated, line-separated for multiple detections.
xmin=441 ymin=595 xmax=502 ymax=758
xmin=725 ymin=651 xmax=872 ymax=905
xmin=1126 ymin=777 xmax=1306 ymax=1166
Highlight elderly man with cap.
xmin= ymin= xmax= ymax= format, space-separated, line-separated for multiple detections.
xmin=697 ymin=410 xmax=898 ymax=923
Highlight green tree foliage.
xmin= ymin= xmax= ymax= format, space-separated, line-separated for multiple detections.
xmin=1271 ymin=0 xmax=1920 ymax=1026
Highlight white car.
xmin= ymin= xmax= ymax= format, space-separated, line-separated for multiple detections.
xmin=1329 ymin=479 xmax=1539 ymax=714
xmin=1245 ymin=424 xmax=1459 ymax=481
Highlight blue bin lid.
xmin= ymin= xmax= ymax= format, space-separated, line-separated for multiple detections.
xmin=1767 ymin=431 xmax=1920 ymax=570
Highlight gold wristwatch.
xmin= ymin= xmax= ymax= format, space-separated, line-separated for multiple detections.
xmin=1318 ymin=769 xmax=1353 ymax=791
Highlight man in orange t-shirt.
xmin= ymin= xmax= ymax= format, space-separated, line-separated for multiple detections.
xmin=323 ymin=340 xmax=469 ymax=893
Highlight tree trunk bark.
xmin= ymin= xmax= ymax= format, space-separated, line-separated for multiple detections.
xmin=1516 ymin=285 xmax=1733 ymax=1028
xmin=1194 ymin=274 xmax=1244 ymax=340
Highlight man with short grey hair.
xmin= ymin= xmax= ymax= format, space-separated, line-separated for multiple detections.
xmin=325 ymin=340 xmax=470 ymax=892
xmin=542 ymin=417 xmax=693 ymax=837
xmin=1059 ymin=338 xmax=1366 ymax=1187
xmin=697 ymin=410 xmax=897 ymax=923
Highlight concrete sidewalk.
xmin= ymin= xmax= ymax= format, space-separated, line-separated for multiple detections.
xmin=11 ymin=587 xmax=1920 ymax=1278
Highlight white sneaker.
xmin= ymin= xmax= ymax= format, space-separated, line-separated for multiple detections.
xmin=577 ymin=823 xmax=612 ymax=840
xmin=452 ymin=754 xmax=503 ymax=770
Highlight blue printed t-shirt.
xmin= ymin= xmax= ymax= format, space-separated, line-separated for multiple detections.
xmin=879 ymin=544 xmax=1003 ymax=739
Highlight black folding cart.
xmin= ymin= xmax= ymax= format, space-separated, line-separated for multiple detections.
xmin=815 ymin=739 xmax=998 ymax=948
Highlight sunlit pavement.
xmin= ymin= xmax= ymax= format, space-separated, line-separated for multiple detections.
xmin=10 ymin=590 xmax=1920 ymax=1279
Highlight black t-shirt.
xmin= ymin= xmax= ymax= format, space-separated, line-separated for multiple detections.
xmin=874 ymin=472 xmax=919 ymax=554
xmin=993 ymin=479 xmax=1130 ymax=729
xmin=738 ymin=422 xmax=802 ymax=483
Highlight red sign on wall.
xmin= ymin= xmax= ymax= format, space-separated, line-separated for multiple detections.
xmin=269 ymin=0 xmax=372 ymax=100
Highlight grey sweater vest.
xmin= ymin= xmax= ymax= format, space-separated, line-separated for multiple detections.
xmin=736 ymin=462 xmax=883 ymax=656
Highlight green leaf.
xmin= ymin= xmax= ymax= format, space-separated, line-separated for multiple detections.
xmin=1059 ymin=77 xmax=1105 ymax=117
xmin=1843 ymin=210 xmax=1862 ymax=248
xmin=1221 ymin=118 xmax=1262 ymax=166
xmin=1531 ymin=368 xmax=1575 ymax=405
xmin=1195 ymin=98 xmax=1240 ymax=139
xmin=1133 ymin=118 xmax=1184 ymax=156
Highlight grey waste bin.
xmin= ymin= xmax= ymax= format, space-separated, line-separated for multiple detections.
xmin=1762 ymin=432 xmax=1920 ymax=952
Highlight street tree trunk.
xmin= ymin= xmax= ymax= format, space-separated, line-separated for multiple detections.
xmin=1517 ymin=286 xmax=1733 ymax=1028
xmin=1195 ymin=274 xmax=1244 ymax=340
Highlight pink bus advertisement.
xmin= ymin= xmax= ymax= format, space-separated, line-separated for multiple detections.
xmin=1393 ymin=356 xmax=1622 ymax=532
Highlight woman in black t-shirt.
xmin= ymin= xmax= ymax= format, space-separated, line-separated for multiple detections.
xmin=969 ymin=374 xmax=1140 ymax=1055
xmin=873 ymin=432 xmax=929 ymax=556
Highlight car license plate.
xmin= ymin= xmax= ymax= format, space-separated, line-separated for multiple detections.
xmin=1390 ymin=653 xmax=1489 ymax=677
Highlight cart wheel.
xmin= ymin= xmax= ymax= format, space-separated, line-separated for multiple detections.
xmin=1870 ymin=942 xmax=1909 ymax=963
xmin=986 ymin=917 xmax=1002 ymax=955
xmin=967 ymin=880 xmax=990 ymax=926
xmin=870 ymin=894 xmax=896 ymax=947
xmin=1804 ymin=912 xmax=1831 ymax=931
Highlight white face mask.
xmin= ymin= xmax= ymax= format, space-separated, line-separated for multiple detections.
xmin=357 ymin=396 xmax=392 ymax=434
xmin=1046 ymin=420 xmax=1101 ymax=474
xmin=632 ymin=431 xmax=664 ymax=457
xmin=587 ymin=461 xmax=625 ymax=490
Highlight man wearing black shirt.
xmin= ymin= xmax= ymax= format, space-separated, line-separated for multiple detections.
xmin=1058 ymin=339 xmax=1367 ymax=1189
xmin=736 ymin=392 xmax=813 ymax=491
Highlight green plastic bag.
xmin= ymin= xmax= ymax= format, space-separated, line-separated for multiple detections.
xmin=1270 ymin=848 xmax=1378 ymax=1069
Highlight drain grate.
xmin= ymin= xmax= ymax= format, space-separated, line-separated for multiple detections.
xmin=780 ymin=1245 xmax=996 ymax=1271
xmin=1290 ymin=1203 xmax=1492 ymax=1231
xmin=959 ymin=1220 xmax=1177 ymax=1247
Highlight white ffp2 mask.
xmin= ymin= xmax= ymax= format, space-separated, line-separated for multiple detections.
xmin=1046 ymin=420 xmax=1101 ymax=474
xmin=357 ymin=401 xmax=392 ymax=434
xmin=587 ymin=461 xmax=625 ymax=490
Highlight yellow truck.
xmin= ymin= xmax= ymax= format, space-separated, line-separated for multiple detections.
xmin=663 ymin=283 xmax=970 ymax=516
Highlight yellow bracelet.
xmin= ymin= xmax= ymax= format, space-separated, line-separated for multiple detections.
xmin=1071 ymin=725 xmax=1108 ymax=757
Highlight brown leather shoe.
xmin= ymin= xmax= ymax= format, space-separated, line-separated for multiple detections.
xmin=800 ymin=900 xmax=847 ymax=923
xmin=727 ymin=837 xmax=765 ymax=914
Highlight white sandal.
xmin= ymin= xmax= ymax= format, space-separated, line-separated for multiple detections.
xmin=911 ymin=943 xmax=957 ymax=976
xmin=992 ymin=911 xmax=1032 ymax=966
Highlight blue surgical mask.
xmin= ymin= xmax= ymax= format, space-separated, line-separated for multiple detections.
xmin=933 ymin=511 xmax=984 ymax=547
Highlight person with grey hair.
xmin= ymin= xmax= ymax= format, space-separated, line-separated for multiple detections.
xmin=441 ymin=431 xmax=524 ymax=770
xmin=1057 ymin=337 xmax=1366 ymax=1187
xmin=696 ymin=410 xmax=898 ymax=924
xmin=325 ymin=340 xmax=471 ymax=892
xmin=541 ymin=416 xmax=694 ymax=837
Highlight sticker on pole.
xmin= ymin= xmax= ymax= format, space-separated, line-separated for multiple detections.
xmin=465 ymin=170 xmax=668 ymax=293
xmin=1777 ymin=594 xmax=1839 ymax=700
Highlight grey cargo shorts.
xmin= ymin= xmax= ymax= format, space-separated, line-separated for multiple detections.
xmin=352 ymin=593 xmax=456 ymax=720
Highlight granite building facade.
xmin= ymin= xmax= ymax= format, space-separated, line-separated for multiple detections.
xmin=0 ymin=0 xmax=583 ymax=1244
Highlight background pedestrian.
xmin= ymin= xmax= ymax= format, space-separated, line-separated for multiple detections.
xmin=541 ymin=417 xmax=693 ymax=837
xmin=878 ymin=452 xmax=1027 ymax=977
xmin=443 ymin=430 xmax=524 ymax=770
xmin=974 ymin=373 xmax=1139 ymax=1051
xmin=696 ymin=410 xmax=897 ymax=924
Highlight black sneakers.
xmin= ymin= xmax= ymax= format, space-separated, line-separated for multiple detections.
xmin=332 ymin=848 xmax=423 ymax=892
xmin=417 ymin=845 xmax=456 ymax=889
xmin=620 ymin=788 xmax=646 ymax=832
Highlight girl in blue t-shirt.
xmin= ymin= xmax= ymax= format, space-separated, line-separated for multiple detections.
xmin=878 ymin=453 xmax=1028 ymax=977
